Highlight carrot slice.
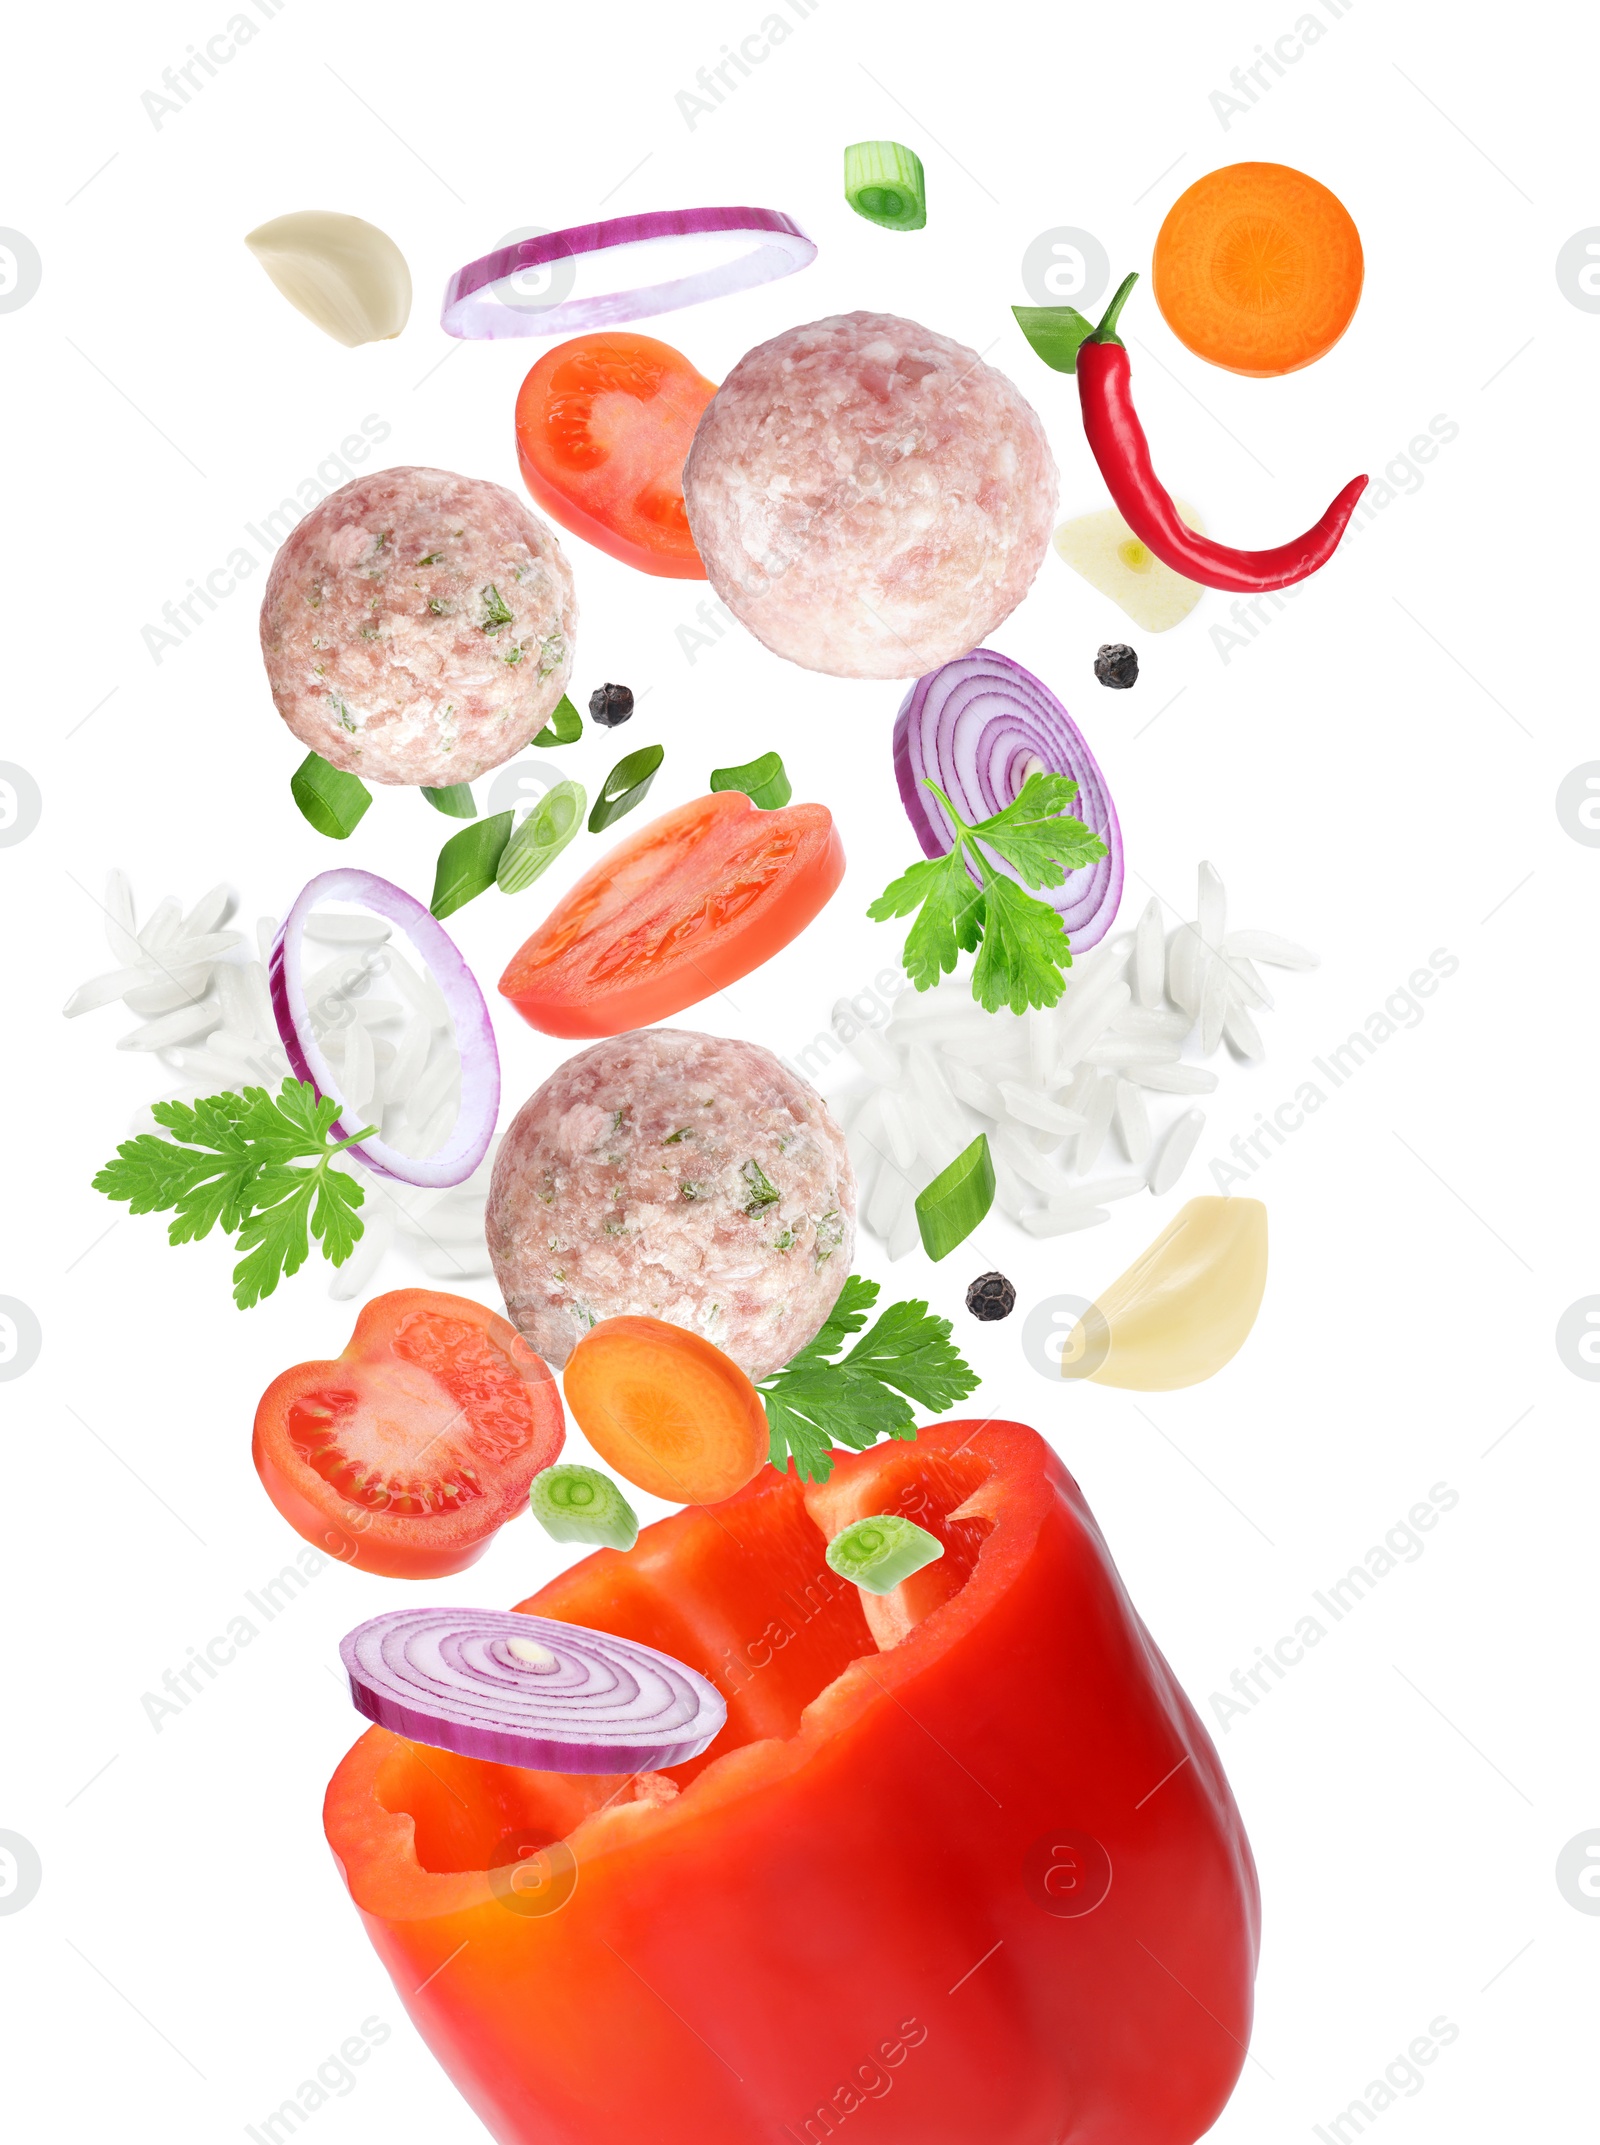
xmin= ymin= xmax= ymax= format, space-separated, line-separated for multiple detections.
xmin=1152 ymin=162 xmax=1363 ymax=378
xmin=562 ymin=1317 xmax=770 ymax=1505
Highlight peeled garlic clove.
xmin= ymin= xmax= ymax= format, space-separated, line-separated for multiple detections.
xmin=1063 ymin=1196 xmax=1268 ymax=1391
xmin=245 ymin=210 xmax=411 ymax=347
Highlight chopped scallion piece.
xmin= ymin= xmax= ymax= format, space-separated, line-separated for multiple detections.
xmin=915 ymin=1132 xmax=995 ymax=1261
xmin=1012 ymin=304 xmax=1096 ymax=375
xmin=710 ymin=750 xmax=792 ymax=810
xmin=588 ymin=743 xmax=664 ymax=833
xmin=844 ymin=141 xmax=927 ymax=231
xmin=497 ymin=780 xmax=586 ymax=893
xmin=533 ymin=693 xmax=583 ymax=748
xmin=421 ymin=783 xmax=477 ymax=819
xmin=529 ymin=1463 xmax=639 ymax=1551
xmin=290 ymin=752 xmax=371 ymax=840
xmin=430 ymin=810 xmax=513 ymax=919
xmin=826 ymin=1513 xmax=944 ymax=1595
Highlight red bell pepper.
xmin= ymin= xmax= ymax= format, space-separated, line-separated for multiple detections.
xmin=323 ymin=1417 xmax=1259 ymax=2145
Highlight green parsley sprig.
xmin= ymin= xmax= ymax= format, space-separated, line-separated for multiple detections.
xmin=759 ymin=1275 xmax=980 ymax=1484
xmin=867 ymin=771 xmax=1108 ymax=1014
xmin=92 ymin=1080 xmax=374 ymax=1310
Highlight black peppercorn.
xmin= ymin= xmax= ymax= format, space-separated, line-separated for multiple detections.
xmin=1094 ymin=643 xmax=1139 ymax=690
xmin=588 ymin=682 xmax=634 ymax=726
xmin=965 ymin=1271 xmax=1016 ymax=1322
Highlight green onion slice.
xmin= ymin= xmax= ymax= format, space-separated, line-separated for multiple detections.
xmin=497 ymin=780 xmax=586 ymax=894
xmin=826 ymin=1514 xmax=944 ymax=1595
xmin=589 ymin=743 xmax=664 ymax=833
xmin=430 ymin=810 xmax=513 ymax=919
xmin=710 ymin=750 xmax=792 ymax=810
xmin=532 ymin=693 xmax=583 ymax=748
xmin=915 ymin=1132 xmax=995 ymax=1261
xmin=290 ymin=752 xmax=371 ymax=841
xmin=1012 ymin=304 xmax=1096 ymax=375
xmin=844 ymin=141 xmax=927 ymax=231
xmin=530 ymin=1463 xmax=639 ymax=1551
xmin=421 ymin=783 xmax=477 ymax=819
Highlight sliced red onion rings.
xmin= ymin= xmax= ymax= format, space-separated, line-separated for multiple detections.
xmin=341 ymin=1606 xmax=727 ymax=1774
xmin=440 ymin=205 xmax=815 ymax=341
xmin=270 ymin=868 xmax=499 ymax=1189
xmin=892 ymin=649 xmax=1124 ymax=951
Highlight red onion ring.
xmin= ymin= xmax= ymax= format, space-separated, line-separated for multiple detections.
xmin=341 ymin=1606 xmax=726 ymax=1774
xmin=269 ymin=868 xmax=499 ymax=1189
xmin=440 ymin=205 xmax=816 ymax=341
xmin=892 ymin=649 xmax=1123 ymax=951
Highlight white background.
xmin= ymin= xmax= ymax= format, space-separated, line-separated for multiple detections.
xmin=1 ymin=1 xmax=1594 ymax=2138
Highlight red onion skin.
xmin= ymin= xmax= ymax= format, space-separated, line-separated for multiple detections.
xmin=441 ymin=206 xmax=815 ymax=340
xmin=270 ymin=867 xmax=499 ymax=1189
xmin=892 ymin=649 xmax=1123 ymax=950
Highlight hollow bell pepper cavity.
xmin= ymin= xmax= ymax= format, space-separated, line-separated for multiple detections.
xmin=1016 ymin=274 xmax=1367 ymax=593
xmin=323 ymin=1416 xmax=1260 ymax=2145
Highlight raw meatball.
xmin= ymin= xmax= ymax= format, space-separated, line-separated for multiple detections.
xmin=682 ymin=313 xmax=1057 ymax=679
xmin=487 ymin=1030 xmax=855 ymax=1380
xmin=260 ymin=465 xmax=577 ymax=787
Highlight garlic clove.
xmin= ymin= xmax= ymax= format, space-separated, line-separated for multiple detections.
xmin=244 ymin=210 xmax=411 ymax=348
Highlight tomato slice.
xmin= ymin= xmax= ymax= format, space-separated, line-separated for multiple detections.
xmin=252 ymin=1290 xmax=564 ymax=1579
xmin=514 ymin=332 xmax=716 ymax=580
xmin=499 ymin=790 xmax=845 ymax=1038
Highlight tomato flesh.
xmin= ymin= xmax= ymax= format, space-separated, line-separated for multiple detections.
xmin=514 ymin=332 xmax=716 ymax=580
xmin=499 ymin=790 xmax=845 ymax=1039
xmin=253 ymin=1290 xmax=564 ymax=1578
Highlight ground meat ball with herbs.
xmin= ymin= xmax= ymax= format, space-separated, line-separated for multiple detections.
xmin=487 ymin=1030 xmax=855 ymax=1380
xmin=681 ymin=312 xmax=1058 ymax=679
xmin=259 ymin=465 xmax=577 ymax=786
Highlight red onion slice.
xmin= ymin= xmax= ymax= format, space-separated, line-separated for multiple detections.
xmin=892 ymin=649 xmax=1123 ymax=951
xmin=341 ymin=1606 xmax=726 ymax=1774
xmin=440 ymin=206 xmax=816 ymax=340
xmin=270 ymin=868 xmax=498 ymax=1189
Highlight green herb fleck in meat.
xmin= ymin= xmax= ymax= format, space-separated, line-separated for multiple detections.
xmin=814 ymin=1209 xmax=844 ymax=1265
xmin=741 ymin=1159 xmax=780 ymax=1214
xmin=663 ymin=1128 xmax=692 ymax=1145
xmin=480 ymin=584 xmax=515 ymax=635
xmin=680 ymin=1180 xmax=708 ymax=1201
xmin=418 ymin=550 xmax=443 ymax=566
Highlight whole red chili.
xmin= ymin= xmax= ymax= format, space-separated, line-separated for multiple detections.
xmin=1017 ymin=273 xmax=1367 ymax=594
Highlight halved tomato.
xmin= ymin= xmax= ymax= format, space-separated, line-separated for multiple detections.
xmin=252 ymin=1290 xmax=564 ymax=1579
xmin=514 ymin=331 xmax=716 ymax=579
xmin=499 ymin=790 xmax=845 ymax=1038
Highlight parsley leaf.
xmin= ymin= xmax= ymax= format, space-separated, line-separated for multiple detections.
xmin=92 ymin=1080 xmax=375 ymax=1310
xmin=759 ymin=1275 xmax=981 ymax=1484
xmin=867 ymin=772 xmax=1108 ymax=1013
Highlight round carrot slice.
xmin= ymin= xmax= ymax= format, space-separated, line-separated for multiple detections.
xmin=1152 ymin=162 xmax=1363 ymax=377
xmin=562 ymin=1317 xmax=769 ymax=1505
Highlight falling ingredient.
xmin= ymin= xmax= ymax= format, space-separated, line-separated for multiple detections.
xmin=245 ymin=210 xmax=412 ymax=347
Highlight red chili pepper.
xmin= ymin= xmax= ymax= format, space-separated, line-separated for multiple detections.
xmin=324 ymin=1416 xmax=1259 ymax=2145
xmin=1020 ymin=274 xmax=1366 ymax=594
